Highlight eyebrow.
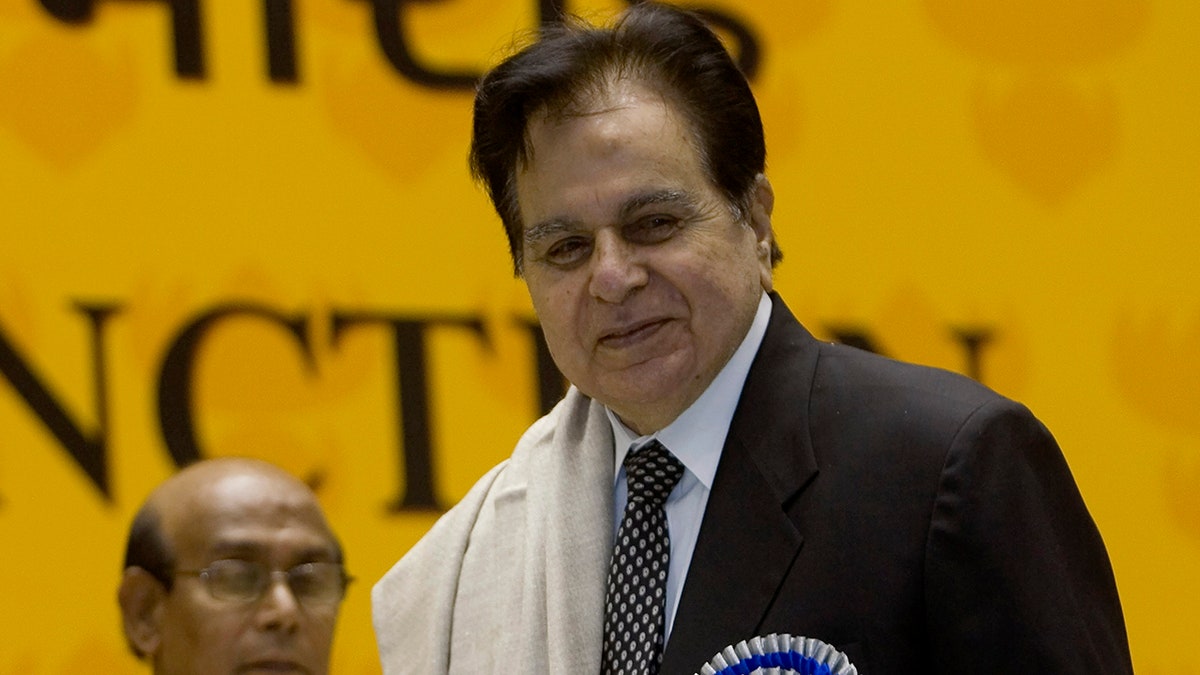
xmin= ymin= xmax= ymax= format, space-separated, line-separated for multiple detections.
xmin=209 ymin=540 xmax=264 ymax=559
xmin=208 ymin=540 xmax=337 ymax=563
xmin=523 ymin=218 xmax=580 ymax=247
xmin=620 ymin=189 xmax=694 ymax=219
xmin=522 ymin=189 xmax=697 ymax=247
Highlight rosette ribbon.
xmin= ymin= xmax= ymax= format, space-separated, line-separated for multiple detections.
xmin=695 ymin=633 xmax=858 ymax=675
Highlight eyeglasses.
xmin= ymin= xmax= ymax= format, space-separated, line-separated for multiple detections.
xmin=175 ymin=559 xmax=351 ymax=606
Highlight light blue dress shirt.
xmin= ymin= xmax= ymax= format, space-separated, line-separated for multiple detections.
xmin=607 ymin=291 xmax=773 ymax=643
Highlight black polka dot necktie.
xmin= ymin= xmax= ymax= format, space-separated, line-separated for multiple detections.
xmin=600 ymin=440 xmax=685 ymax=675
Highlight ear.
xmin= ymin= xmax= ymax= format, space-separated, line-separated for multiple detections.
xmin=118 ymin=567 xmax=166 ymax=660
xmin=747 ymin=173 xmax=776 ymax=292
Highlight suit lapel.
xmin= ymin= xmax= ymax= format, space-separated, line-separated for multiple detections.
xmin=660 ymin=294 xmax=822 ymax=675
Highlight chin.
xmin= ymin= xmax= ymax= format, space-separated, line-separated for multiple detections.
xmin=600 ymin=375 xmax=691 ymax=419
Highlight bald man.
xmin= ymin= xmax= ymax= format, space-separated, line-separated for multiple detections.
xmin=117 ymin=458 xmax=350 ymax=675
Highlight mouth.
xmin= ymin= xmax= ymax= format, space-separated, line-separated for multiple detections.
xmin=598 ymin=318 xmax=669 ymax=349
xmin=237 ymin=661 xmax=309 ymax=673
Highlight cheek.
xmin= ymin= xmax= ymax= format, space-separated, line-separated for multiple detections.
xmin=529 ymin=280 xmax=584 ymax=337
xmin=530 ymin=290 xmax=598 ymax=385
xmin=710 ymin=234 xmax=769 ymax=295
xmin=161 ymin=607 xmax=237 ymax=671
xmin=187 ymin=611 xmax=241 ymax=651
xmin=307 ymin=614 xmax=339 ymax=656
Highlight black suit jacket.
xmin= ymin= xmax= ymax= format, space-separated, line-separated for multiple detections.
xmin=660 ymin=294 xmax=1133 ymax=674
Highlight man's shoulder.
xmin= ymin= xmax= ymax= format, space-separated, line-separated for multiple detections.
xmin=825 ymin=338 xmax=993 ymax=391
xmin=380 ymin=386 xmax=602 ymax=569
xmin=814 ymin=341 xmax=998 ymax=407
xmin=747 ymin=297 xmax=1024 ymax=452
xmin=760 ymin=294 xmax=1005 ymax=415
xmin=803 ymin=340 xmax=1029 ymax=450
xmin=511 ymin=385 xmax=602 ymax=460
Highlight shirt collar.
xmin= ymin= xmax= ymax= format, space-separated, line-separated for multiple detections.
xmin=608 ymin=292 xmax=773 ymax=489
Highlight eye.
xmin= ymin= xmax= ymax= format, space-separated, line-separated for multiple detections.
xmin=287 ymin=564 xmax=323 ymax=598
xmin=624 ymin=215 xmax=681 ymax=245
xmin=542 ymin=236 xmax=593 ymax=268
xmin=287 ymin=562 xmax=349 ymax=605
xmin=206 ymin=559 xmax=265 ymax=597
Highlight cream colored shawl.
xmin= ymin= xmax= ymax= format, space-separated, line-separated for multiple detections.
xmin=372 ymin=388 xmax=615 ymax=674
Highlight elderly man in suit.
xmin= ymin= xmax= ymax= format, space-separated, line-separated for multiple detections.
xmin=372 ymin=3 xmax=1133 ymax=673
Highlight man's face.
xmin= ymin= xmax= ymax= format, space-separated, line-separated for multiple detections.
xmin=516 ymin=80 xmax=774 ymax=434
xmin=154 ymin=472 xmax=342 ymax=675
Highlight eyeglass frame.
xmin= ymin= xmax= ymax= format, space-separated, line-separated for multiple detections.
xmin=172 ymin=558 xmax=353 ymax=607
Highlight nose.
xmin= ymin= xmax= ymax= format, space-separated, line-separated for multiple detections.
xmin=255 ymin=573 xmax=301 ymax=633
xmin=588 ymin=231 xmax=648 ymax=303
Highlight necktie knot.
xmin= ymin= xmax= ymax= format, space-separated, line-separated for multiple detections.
xmin=624 ymin=441 xmax=684 ymax=508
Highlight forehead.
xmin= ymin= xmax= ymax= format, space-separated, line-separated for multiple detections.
xmin=518 ymin=81 xmax=707 ymax=216
xmin=528 ymin=79 xmax=693 ymax=157
xmin=165 ymin=472 xmax=336 ymax=562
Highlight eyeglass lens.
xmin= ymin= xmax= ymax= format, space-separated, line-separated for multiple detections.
xmin=202 ymin=559 xmax=346 ymax=605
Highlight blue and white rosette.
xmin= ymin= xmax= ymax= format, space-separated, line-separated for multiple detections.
xmin=695 ymin=633 xmax=858 ymax=675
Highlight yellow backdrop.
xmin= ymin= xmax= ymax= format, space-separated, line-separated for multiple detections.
xmin=2 ymin=0 xmax=1197 ymax=672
